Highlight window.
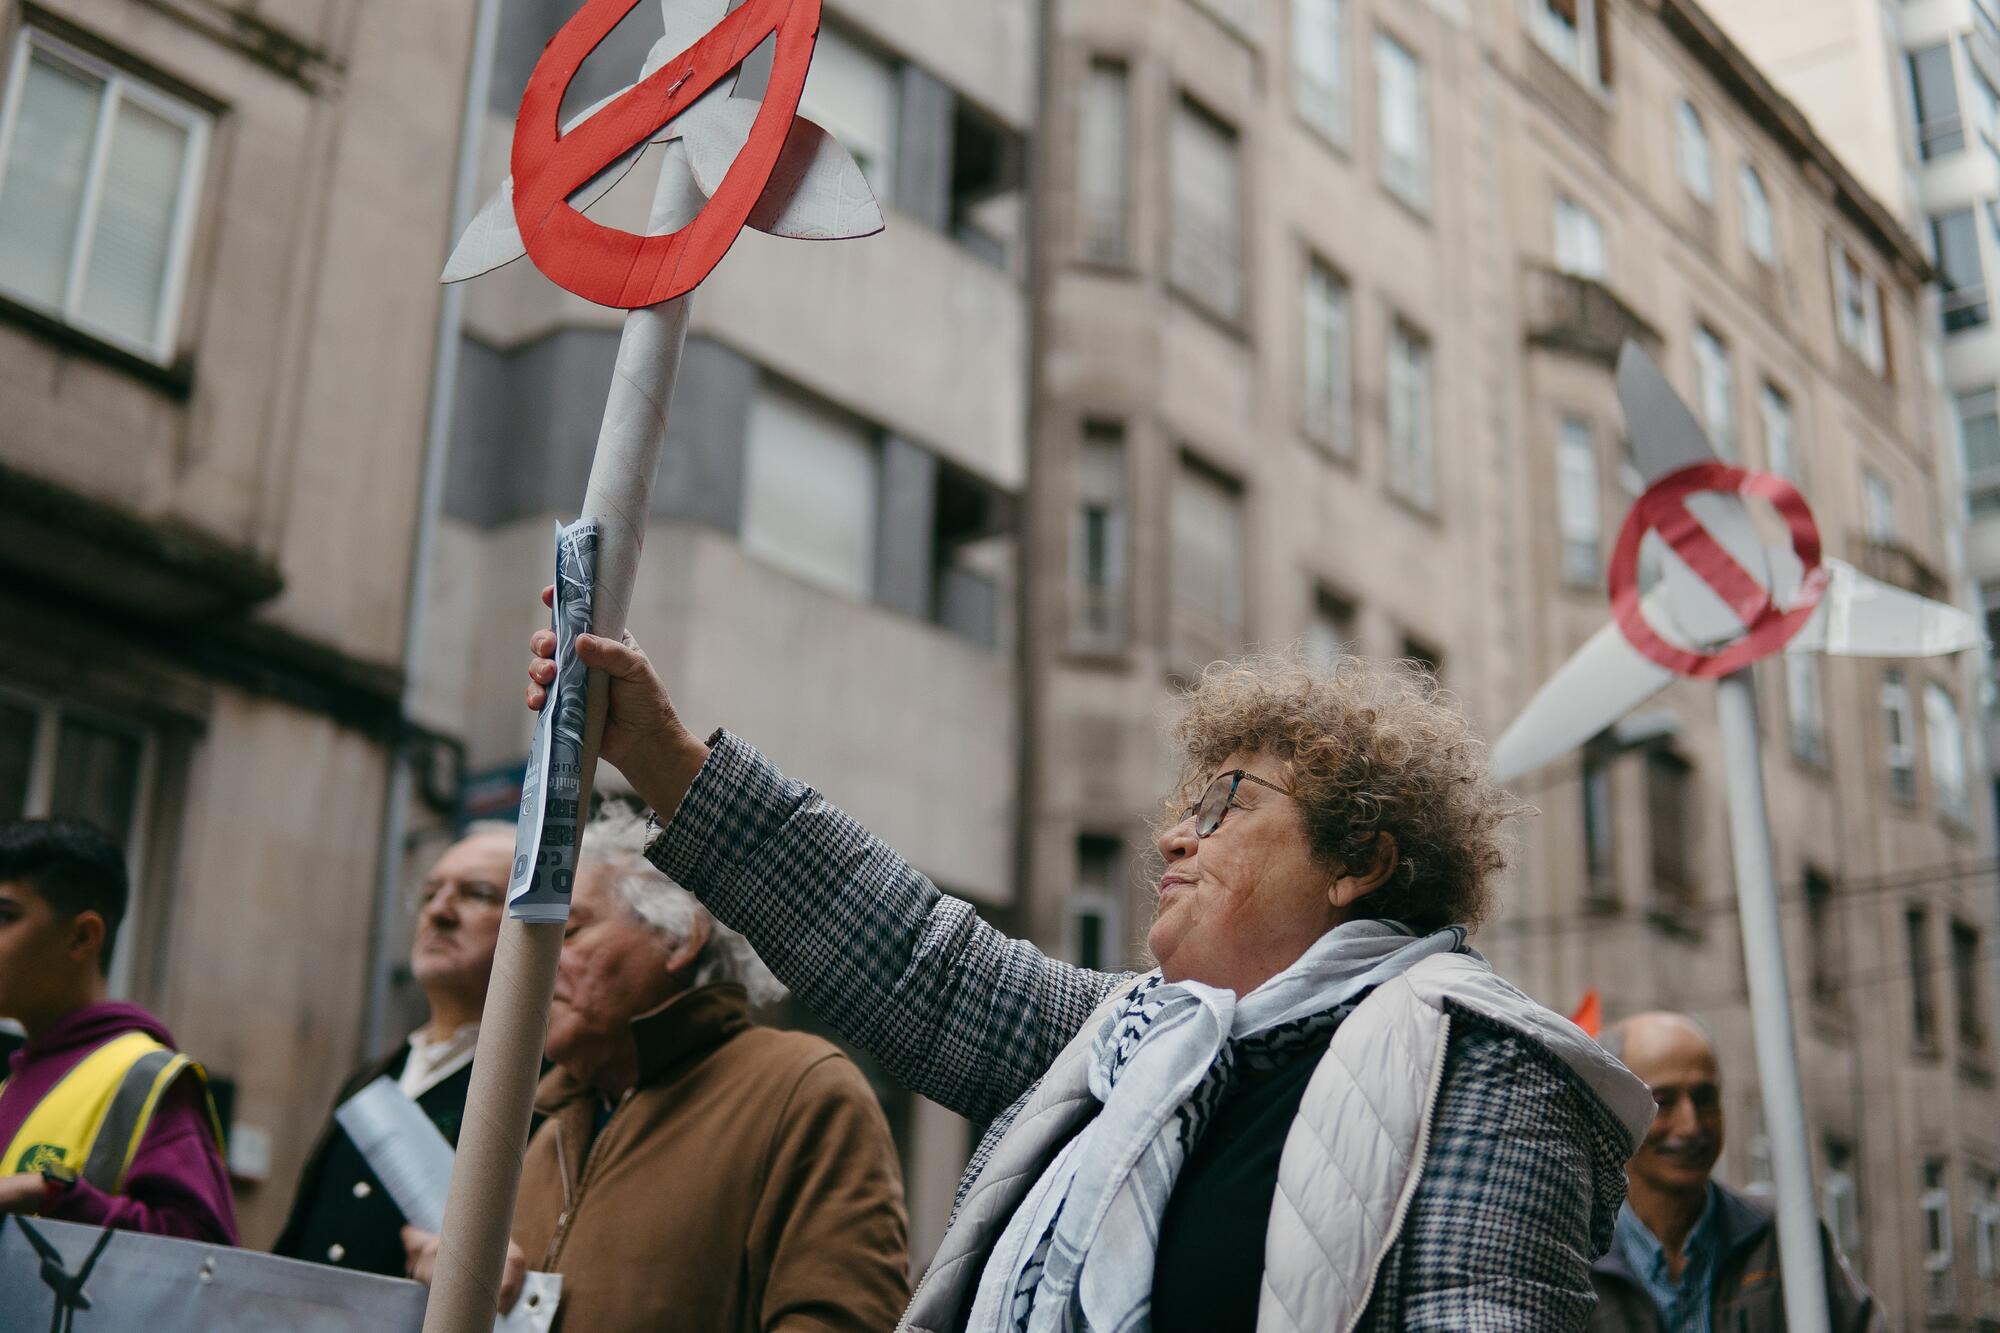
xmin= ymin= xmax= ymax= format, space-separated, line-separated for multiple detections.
xmin=1959 ymin=389 xmax=2000 ymax=515
xmin=1954 ymin=920 xmax=1987 ymax=1053
xmin=1305 ymin=588 xmax=1355 ymax=669
xmin=1926 ymin=1159 xmax=1957 ymax=1315
xmin=1739 ymin=164 xmax=1775 ymax=265
xmin=1823 ymin=1138 xmax=1859 ymax=1258
xmin=1078 ymin=59 xmax=1131 ymax=264
xmin=1927 ymin=683 xmax=1969 ymax=822
xmin=1674 ymin=99 xmax=1714 ymax=203
xmin=0 ymin=31 xmax=210 ymax=363
xmin=1558 ymin=417 xmax=1601 ymax=587
xmin=1934 ymin=208 xmax=1990 ymax=332
xmin=1171 ymin=456 xmax=1246 ymax=645
xmin=1885 ymin=670 xmax=1917 ymax=801
xmin=1293 ymin=0 xmax=1349 ymax=142
xmin=1388 ymin=321 xmax=1435 ymax=510
xmin=1582 ymin=751 xmax=1615 ymax=888
xmin=949 ymin=101 xmax=1026 ymax=271
xmin=1069 ymin=834 xmax=1124 ymax=970
xmin=1974 ymin=1171 xmax=2000 ymax=1320
xmin=1805 ymin=869 xmax=1840 ymax=1006
xmin=1863 ymin=470 xmax=1897 ymax=544
xmin=799 ymin=23 xmax=899 ymax=203
xmin=1747 ymin=1120 xmax=1775 ymax=1198
xmin=1531 ymin=0 xmax=1612 ymax=87
xmin=1375 ymin=33 xmax=1428 ymax=209
xmin=0 ymin=689 xmax=153 ymax=994
xmin=1646 ymin=749 xmax=1694 ymax=919
xmin=1761 ymin=382 xmax=1797 ymax=482
xmin=1787 ymin=652 xmax=1826 ymax=766
xmin=1169 ymin=97 xmax=1243 ymax=321
xmin=1302 ymin=257 xmax=1352 ymax=453
xmin=1554 ymin=196 xmax=1607 ymax=280
xmin=1401 ymin=635 xmax=1443 ymax=679
xmin=1693 ymin=325 xmax=1735 ymax=458
xmin=1910 ymin=44 xmax=1965 ymax=159
xmin=740 ymin=381 xmax=880 ymax=600
xmin=1832 ymin=244 xmax=1887 ymax=374
xmin=1071 ymin=419 xmax=1127 ymax=652
xmin=1911 ymin=906 xmax=1940 ymax=1047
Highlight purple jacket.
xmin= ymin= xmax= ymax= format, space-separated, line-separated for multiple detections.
xmin=0 ymin=1001 xmax=238 ymax=1243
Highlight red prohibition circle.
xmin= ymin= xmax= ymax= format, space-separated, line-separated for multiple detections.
xmin=1606 ymin=461 xmax=1828 ymax=679
xmin=511 ymin=0 xmax=824 ymax=308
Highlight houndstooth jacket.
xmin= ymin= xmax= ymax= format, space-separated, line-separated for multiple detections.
xmin=648 ymin=731 xmax=1638 ymax=1331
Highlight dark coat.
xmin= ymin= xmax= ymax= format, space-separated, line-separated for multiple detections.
xmin=272 ymin=1047 xmax=474 ymax=1277
xmin=1588 ymin=1181 xmax=1887 ymax=1333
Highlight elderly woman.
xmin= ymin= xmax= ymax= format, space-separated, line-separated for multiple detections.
xmin=526 ymin=625 xmax=1654 ymax=1332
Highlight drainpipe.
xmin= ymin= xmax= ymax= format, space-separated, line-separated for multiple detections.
xmin=362 ymin=0 xmax=505 ymax=1059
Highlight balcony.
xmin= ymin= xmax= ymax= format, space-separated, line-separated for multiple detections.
xmin=1852 ymin=533 xmax=1949 ymax=602
xmin=0 ymin=456 xmax=282 ymax=622
xmin=1523 ymin=265 xmax=1662 ymax=368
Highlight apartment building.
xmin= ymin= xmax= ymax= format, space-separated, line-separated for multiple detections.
xmin=409 ymin=0 xmax=1034 ymax=1260
xmin=1025 ymin=0 xmax=2000 ymax=1321
xmin=0 ymin=0 xmax=480 ymax=1245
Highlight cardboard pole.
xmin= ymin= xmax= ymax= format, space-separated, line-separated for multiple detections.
xmin=420 ymin=144 xmax=698 ymax=1333
xmin=1715 ymin=669 xmax=1830 ymax=1333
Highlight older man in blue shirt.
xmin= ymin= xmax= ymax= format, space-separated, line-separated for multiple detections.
xmin=1588 ymin=1012 xmax=1883 ymax=1333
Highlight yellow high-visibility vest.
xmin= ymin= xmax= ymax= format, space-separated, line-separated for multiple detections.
xmin=1 ymin=1030 xmax=222 ymax=1193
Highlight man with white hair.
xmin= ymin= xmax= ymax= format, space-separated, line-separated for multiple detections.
xmin=277 ymin=822 xmax=513 ymax=1279
xmin=407 ymin=805 xmax=909 ymax=1332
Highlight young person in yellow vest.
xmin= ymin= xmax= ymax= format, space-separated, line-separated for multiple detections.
xmin=0 ymin=818 xmax=236 ymax=1242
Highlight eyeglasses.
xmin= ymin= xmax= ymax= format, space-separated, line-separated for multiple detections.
xmin=1183 ymin=770 xmax=1292 ymax=838
xmin=407 ymin=878 xmax=508 ymax=915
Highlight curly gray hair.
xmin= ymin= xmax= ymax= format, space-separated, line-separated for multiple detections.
xmin=580 ymin=805 xmax=785 ymax=1007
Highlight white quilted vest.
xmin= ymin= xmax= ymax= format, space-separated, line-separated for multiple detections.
xmin=898 ymin=952 xmax=1655 ymax=1333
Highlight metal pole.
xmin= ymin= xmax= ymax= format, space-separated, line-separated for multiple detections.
xmin=365 ymin=0 xmax=508 ymax=1058
xmin=1715 ymin=669 xmax=1829 ymax=1333
xmin=419 ymin=144 xmax=697 ymax=1333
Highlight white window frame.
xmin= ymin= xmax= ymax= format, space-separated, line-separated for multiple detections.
xmin=1529 ymin=0 xmax=1605 ymax=88
xmin=1675 ymin=98 xmax=1714 ymax=203
xmin=1926 ymin=681 xmax=1969 ymax=822
xmin=1168 ymin=95 xmax=1244 ymax=322
xmin=1557 ymin=416 xmax=1600 ymax=587
xmin=1787 ymin=651 xmax=1826 ymax=766
xmin=1885 ymin=670 xmax=1917 ymax=800
xmin=1067 ymin=833 xmax=1125 ymax=970
xmin=0 ymin=683 xmax=157 ymax=998
xmin=1301 ymin=255 xmax=1352 ymax=454
xmin=1761 ymin=381 xmax=1796 ymax=482
xmin=1739 ymin=163 xmax=1775 ymax=264
xmin=1973 ymin=1172 xmax=2000 ymax=1319
xmin=1863 ymin=469 xmax=1897 ymax=543
xmin=1374 ymin=32 xmax=1429 ymax=210
xmin=1293 ymin=0 xmax=1349 ymax=144
xmin=1171 ymin=456 xmax=1247 ymax=641
xmin=1071 ymin=421 xmax=1128 ymax=652
xmin=1387 ymin=320 xmax=1435 ymax=511
xmin=0 ymin=29 xmax=210 ymax=364
xmin=1824 ymin=1167 xmax=1859 ymax=1257
xmin=1832 ymin=242 xmax=1887 ymax=374
xmin=1926 ymin=1161 xmax=1958 ymax=1315
xmin=1077 ymin=58 xmax=1131 ymax=265
xmin=1554 ymin=195 xmax=1607 ymax=280
xmin=1693 ymin=324 xmax=1735 ymax=458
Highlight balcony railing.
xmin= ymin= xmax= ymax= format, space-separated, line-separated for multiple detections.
xmin=1944 ymin=283 xmax=1992 ymax=334
xmin=1524 ymin=265 xmax=1662 ymax=367
xmin=1852 ymin=533 xmax=1949 ymax=602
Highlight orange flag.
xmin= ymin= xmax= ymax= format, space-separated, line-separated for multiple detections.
xmin=1570 ymin=988 xmax=1603 ymax=1038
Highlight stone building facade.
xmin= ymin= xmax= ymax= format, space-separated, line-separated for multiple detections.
xmin=0 ymin=0 xmax=481 ymax=1246
xmin=1022 ymin=0 xmax=2000 ymax=1321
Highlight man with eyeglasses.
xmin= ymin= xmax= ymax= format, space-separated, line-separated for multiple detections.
xmin=273 ymin=822 xmax=514 ymax=1281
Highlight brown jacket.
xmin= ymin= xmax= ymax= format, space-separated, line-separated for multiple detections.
xmin=1588 ymin=1182 xmax=1887 ymax=1333
xmin=513 ymin=984 xmax=910 ymax=1333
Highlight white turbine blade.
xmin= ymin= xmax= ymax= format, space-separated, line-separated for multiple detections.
xmin=442 ymin=32 xmax=712 ymax=284
xmin=1490 ymin=617 xmax=1678 ymax=783
xmin=679 ymin=102 xmax=883 ymax=238
xmin=1617 ymin=341 xmax=1719 ymax=485
xmin=1784 ymin=557 xmax=1984 ymax=658
xmin=1652 ymin=490 xmax=1774 ymax=647
xmin=661 ymin=0 xmax=731 ymax=53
